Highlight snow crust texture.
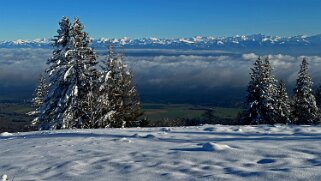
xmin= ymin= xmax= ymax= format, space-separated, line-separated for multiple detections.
xmin=1 ymin=125 xmax=321 ymax=180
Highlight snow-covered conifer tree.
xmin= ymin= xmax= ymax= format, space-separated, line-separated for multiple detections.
xmin=34 ymin=17 xmax=97 ymax=129
xmin=243 ymin=57 xmax=278 ymax=124
xmin=97 ymin=45 xmax=141 ymax=128
xmin=243 ymin=57 xmax=264 ymax=124
xmin=118 ymin=54 xmax=142 ymax=127
xmin=260 ymin=58 xmax=278 ymax=124
xmin=33 ymin=17 xmax=72 ymax=129
xmin=29 ymin=74 xmax=48 ymax=116
xmin=95 ymin=45 xmax=117 ymax=128
xmin=292 ymin=58 xmax=319 ymax=124
xmin=275 ymin=80 xmax=291 ymax=124
xmin=63 ymin=18 xmax=98 ymax=129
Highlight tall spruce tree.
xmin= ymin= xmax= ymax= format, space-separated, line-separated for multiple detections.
xmin=64 ymin=18 xmax=98 ymax=129
xmin=243 ymin=57 xmax=278 ymax=124
xmin=292 ymin=58 xmax=319 ymax=124
xmin=33 ymin=17 xmax=97 ymax=130
xmin=33 ymin=17 xmax=72 ymax=129
xmin=275 ymin=80 xmax=291 ymax=124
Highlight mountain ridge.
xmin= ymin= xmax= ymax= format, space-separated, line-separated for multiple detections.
xmin=1 ymin=34 xmax=321 ymax=55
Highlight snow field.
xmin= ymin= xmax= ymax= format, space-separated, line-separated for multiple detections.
xmin=1 ymin=125 xmax=321 ymax=180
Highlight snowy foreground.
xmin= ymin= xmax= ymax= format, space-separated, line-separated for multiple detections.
xmin=1 ymin=125 xmax=321 ymax=181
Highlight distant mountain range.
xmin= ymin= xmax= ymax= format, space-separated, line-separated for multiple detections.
xmin=1 ymin=34 xmax=321 ymax=55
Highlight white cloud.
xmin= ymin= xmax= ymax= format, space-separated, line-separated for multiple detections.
xmin=1 ymin=49 xmax=321 ymax=91
xmin=0 ymin=48 xmax=50 ymax=86
xmin=242 ymin=53 xmax=257 ymax=61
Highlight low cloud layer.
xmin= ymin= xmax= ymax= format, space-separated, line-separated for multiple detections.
xmin=125 ymin=53 xmax=321 ymax=90
xmin=1 ymin=48 xmax=321 ymax=91
xmin=0 ymin=48 xmax=50 ymax=87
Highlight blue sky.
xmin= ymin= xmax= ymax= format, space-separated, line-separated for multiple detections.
xmin=1 ymin=0 xmax=321 ymax=40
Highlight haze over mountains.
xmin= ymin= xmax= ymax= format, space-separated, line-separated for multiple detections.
xmin=1 ymin=34 xmax=321 ymax=55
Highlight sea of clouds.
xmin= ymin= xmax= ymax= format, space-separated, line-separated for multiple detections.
xmin=1 ymin=48 xmax=321 ymax=91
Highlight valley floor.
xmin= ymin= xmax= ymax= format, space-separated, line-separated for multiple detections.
xmin=1 ymin=125 xmax=321 ymax=180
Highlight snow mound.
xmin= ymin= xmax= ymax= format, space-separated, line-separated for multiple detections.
xmin=118 ymin=137 xmax=132 ymax=143
xmin=1 ymin=174 xmax=7 ymax=181
xmin=0 ymin=132 xmax=13 ymax=137
xmin=202 ymin=142 xmax=231 ymax=151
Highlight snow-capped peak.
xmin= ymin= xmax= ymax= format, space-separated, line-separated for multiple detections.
xmin=179 ymin=38 xmax=194 ymax=44
xmin=1 ymin=34 xmax=321 ymax=50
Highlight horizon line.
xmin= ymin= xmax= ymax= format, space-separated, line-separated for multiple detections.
xmin=1 ymin=33 xmax=321 ymax=42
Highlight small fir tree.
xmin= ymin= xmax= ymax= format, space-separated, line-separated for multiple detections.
xmin=28 ymin=74 xmax=48 ymax=116
xmin=292 ymin=58 xmax=319 ymax=124
xmin=97 ymin=45 xmax=141 ymax=128
xmin=274 ymin=80 xmax=291 ymax=124
xmin=243 ymin=57 xmax=278 ymax=124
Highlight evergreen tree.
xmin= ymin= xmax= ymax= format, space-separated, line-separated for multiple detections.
xmin=95 ymin=45 xmax=117 ymax=128
xmin=243 ymin=57 xmax=278 ymax=124
xmin=260 ymin=58 xmax=278 ymax=124
xmin=118 ymin=55 xmax=142 ymax=127
xmin=33 ymin=17 xmax=72 ymax=129
xmin=243 ymin=57 xmax=264 ymax=125
xmin=28 ymin=74 xmax=48 ymax=116
xmin=97 ymin=45 xmax=141 ymax=128
xmin=292 ymin=58 xmax=319 ymax=124
xmin=34 ymin=17 xmax=97 ymax=130
xmin=64 ymin=18 xmax=98 ymax=129
xmin=275 ymin=80 xmax=291 ymax=124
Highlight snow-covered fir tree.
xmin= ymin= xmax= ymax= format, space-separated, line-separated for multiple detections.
xmin=33 ymin=17 xmax=97 ymax=129
xmin=95 ymin=45 xmax=117 ymax=128
xmin=260 ymin=58 xmax=278 ymax=124
xmin=97 ymin=45 xmax=141 ymax=128
xmin=118 ymin=53 xmax=142 ymax=127
xmin=28 ymin=74 xmax=48 ymax=116
xmin=292 ymin=58 xmax=319 ymax=124
xmin=32 ymin=17 xmax=72 ymax=129
xmin=243 ymin=57 xmax=278 ymax=124
xmin=243 ymin=57 xmax=264 ymax=125
xmin=274 ymin=80 xmax=291 ymax=124
xmin=64 ymin=18 xmax=98 ymax=129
